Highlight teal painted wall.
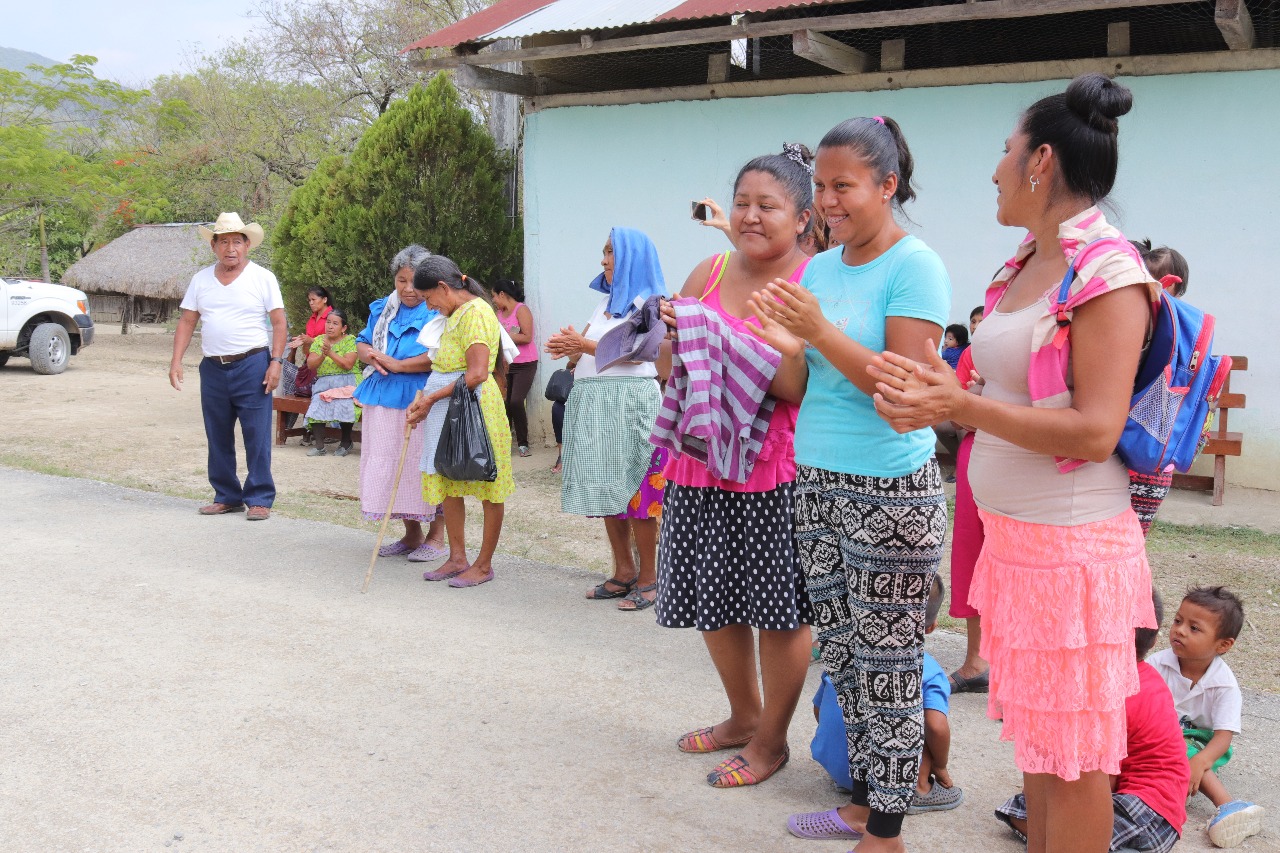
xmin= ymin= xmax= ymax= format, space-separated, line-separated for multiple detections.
xmin=523 ymin=70 xmax=1279 ymax=489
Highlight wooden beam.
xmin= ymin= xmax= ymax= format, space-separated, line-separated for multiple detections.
xmin=411 ymin=0 xmax=1208 ymax=71
xmin=1215 ymin=0 xmax=1255 ymax=50
xmin=708 ymin=53 xmax=730 ymax=84
xmin=793 ymin=30 xmax=870 ymax=74
xmin=526 ymin=48 xmax=1280 ymax=112
xmin=452 ymin=64 xmax=570 ymax=96
xmin=1107 ymin=21 xmax=1130 ymax=57
xmin=881 ymin=39 xmax=906 ymax=72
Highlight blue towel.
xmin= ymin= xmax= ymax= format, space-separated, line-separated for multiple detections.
xmin=588 ymin=226 xmax=666 ymax=318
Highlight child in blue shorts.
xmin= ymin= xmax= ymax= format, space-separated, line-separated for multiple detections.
xmin=809 ymin=575 xmax=961 ymax=813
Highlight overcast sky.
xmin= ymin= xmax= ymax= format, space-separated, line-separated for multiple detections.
xmin=5 ymin=0 xmax=262 ymax=85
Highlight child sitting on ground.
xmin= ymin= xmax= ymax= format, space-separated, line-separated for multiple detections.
xmin=996 ymin=587 xmax=1189 ymax=852
xmin=1149 ymin=586 xmax=1264 ymax=848
xmin=809 ymin=575 xmax=961 ymax=815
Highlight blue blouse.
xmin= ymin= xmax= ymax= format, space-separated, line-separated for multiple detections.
xmin=353 ymin=296 xmax=438 ymax=410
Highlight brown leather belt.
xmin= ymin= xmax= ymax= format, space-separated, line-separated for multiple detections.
xmin=208 ymin=346 xmax=268 ymax=365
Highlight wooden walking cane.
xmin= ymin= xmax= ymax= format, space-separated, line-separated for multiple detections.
xmin=363 ymin=391 xmax=422 ymax=593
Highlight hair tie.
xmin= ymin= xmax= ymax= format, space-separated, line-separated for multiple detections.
xmin=781 ymin=142 xmax=814 ymax=175
xmin=872 ymin=116 xmax=886 ymax=126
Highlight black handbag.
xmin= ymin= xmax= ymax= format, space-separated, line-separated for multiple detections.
xmin=544 ymin=368 xmax=574 ymax=403
xmin=434 ymin=378 xmax=498 ymax=482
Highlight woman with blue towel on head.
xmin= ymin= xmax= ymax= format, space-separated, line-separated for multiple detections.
xmin=545 ymin=227 xmax=669 ymax=612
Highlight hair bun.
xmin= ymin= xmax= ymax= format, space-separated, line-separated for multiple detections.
xmin=781 ymin=142 xmax=814 ymax=173
xmin=1065 ymin=72 xmax=1132 ymax=133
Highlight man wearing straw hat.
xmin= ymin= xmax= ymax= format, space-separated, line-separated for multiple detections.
xmin=169 ymin=213 xmax=287 ymax=521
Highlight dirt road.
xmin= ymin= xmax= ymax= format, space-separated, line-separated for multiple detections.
xmin=2 ymin=467 xmax=1276 ymax=852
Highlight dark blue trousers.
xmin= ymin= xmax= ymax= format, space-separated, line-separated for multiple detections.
xmin=199 ymin=350 xmax=275 ymax=508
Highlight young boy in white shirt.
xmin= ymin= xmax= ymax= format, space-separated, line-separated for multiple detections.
xmin=1148 ymin=585 xmax=1263 ymax=848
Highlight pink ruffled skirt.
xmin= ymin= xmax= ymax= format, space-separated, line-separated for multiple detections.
xmin=972 ymin=509 xmax=1155 ymax=780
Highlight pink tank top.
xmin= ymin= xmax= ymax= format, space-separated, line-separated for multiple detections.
xmin=498 ymin=302 xmax=538 ymax=364
xmin=664 ymin=252 xmax=807 ymax=493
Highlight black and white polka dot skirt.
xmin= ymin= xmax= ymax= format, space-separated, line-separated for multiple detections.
xmin=656 ymin=482 xmax=813 ymax=631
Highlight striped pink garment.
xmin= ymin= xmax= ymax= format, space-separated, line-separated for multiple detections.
xmin=984 ymin=206 xmax=1159 ymax=473
xmin=650 ymin=298 xmax=781 ymax=484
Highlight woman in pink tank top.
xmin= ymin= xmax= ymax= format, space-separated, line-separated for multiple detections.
xmin=492 ymin=279 xmax=537 ymax=456
xmin=655 ymin=146 xmax=815 ymax=791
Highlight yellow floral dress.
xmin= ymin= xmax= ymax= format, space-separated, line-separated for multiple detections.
xmin=421 ymin=298 xmax=515 ymax=504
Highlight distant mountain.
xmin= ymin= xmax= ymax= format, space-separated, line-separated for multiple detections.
xmin=0 ymin=46 xmax=60 ymax=75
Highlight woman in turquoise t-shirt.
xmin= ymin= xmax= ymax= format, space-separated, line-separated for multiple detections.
xmin=750 ymin=116 xmax=950 ymax=852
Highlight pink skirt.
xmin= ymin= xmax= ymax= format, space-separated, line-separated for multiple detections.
xmin=972 ymin=509 xmax=1155 ymax=780
xmin=358 ymin=405 xmax=438 ymax=522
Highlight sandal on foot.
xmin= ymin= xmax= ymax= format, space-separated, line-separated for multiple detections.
xmin=707 ymin=746 xmax=789 ymax=788
xmin=378 ymin=540 xmax=415 ymax=557
xmin=948 ymin=669 xmax=989 ymax=693
xmin=907 ymin=780 xmax=964 ymax=814
xmin=617 ymin=583 xmax=658 ymax=611
xmin=786 ymin=809 xmax=863 ymax=841
xmin=423 ymin=566 xmax=466 ymax=582
xmin=407 ymin=542 xmax=449 ymax=562
xmin=586 ymin=577 xmax=636 ymax=600
xmin=678 ymin=726 xmax=752 ymax=754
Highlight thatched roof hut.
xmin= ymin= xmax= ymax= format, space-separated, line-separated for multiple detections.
xmin=63 ymin=223 xmax=211 ymax=300
xmin=62 ymin=224 xmax=214 ymax=329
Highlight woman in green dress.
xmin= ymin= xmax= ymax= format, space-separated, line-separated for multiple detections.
xmin=406 ymin=255 xmax=514 ymax=588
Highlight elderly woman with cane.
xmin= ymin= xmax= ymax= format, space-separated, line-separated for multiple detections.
xmin=354 ymin=245 xmax=447 ymax=563
xmin=406 ymin=255 xmax=514 ymax=588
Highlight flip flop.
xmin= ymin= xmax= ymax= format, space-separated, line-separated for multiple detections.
xmin=707 ymin=745 xmax=789 ymax=788
xmin=407 ymin=542 xmax=449 ymax=562
xmin=949 ymin=669 xmax=990 ymax=693
xmin=617 ymin=583 xmax=658 ymax=611
xmin=586 ymin=577 xmax=636 ymax=600
xmin=378 ymin=540 xmax=414 ymax=557
xmin=786 ymin=809 xmax=863 ymax=841
xmin=677 ymin=726 xmax=752 ymax=754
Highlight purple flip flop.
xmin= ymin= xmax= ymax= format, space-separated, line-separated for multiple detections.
xmin=786 ymin=809 xmax=863 ymax=841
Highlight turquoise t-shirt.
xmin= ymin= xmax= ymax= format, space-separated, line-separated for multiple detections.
xmin=794 ymin=236 xmax=951 ymax=477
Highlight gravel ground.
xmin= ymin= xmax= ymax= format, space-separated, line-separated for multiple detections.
xmin=1 ymin=467 xmax=1276 ymax=852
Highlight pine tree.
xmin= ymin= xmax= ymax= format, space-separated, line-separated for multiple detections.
xmin=274 ymin=74 xmax=520 ymax=329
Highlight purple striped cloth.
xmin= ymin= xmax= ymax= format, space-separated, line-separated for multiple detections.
xmin=650 ymin=298 xmax=781 ymax=484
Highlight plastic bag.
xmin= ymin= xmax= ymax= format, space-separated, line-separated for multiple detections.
xmin=434 ymin=378 xmax=498 ymax=482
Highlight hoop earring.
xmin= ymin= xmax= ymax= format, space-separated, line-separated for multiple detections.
xmin=1029 ymin=176 xmax=1040 ymax=193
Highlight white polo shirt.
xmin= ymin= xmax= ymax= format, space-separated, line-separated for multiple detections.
xmin=180 ymin=261 xmax=284 ymax=357
xmin=1148 ymin=648 xmax=1242 ymax=733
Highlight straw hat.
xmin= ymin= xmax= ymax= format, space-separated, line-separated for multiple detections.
xmin=198 ymin=212 xmax=264 ymax=249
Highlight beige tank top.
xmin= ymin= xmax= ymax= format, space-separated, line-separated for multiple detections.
xmin=968 ymin=298 xmax=1130 ymax=526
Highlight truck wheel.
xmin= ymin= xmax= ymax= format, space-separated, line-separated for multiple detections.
xmin=0 ymin=353 xmax=9 ymax=368
xmin=29 ymin=323 xmax=71 ymax=375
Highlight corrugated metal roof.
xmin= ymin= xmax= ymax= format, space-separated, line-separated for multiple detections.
xmin=405 ymin=0 xmax=840 ymax=51
xmin=657 ymin=0 xmax=848 ymax=22
xmin=484 ymin=0 xmax=683 ymax=40
xmin=405 ymin=0 xmax=557 ymax=51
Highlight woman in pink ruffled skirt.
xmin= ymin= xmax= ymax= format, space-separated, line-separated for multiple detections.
xmin=869 ymin=72 xmax=1160 ymax=853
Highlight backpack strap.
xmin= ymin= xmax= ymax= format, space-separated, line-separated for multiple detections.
xmin=700 ymin=252 xmax=731 ymax=302
xmin=1049 ymin=236 xmax=1139 ymax=347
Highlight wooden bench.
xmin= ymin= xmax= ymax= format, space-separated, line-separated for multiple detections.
xmin=273 ymin=393 xmax=362 ymax=446
xmin=1172 ymin=355 xmax=1246 ymax=506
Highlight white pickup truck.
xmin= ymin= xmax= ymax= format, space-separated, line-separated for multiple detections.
xmin=0 ymin=277 xmax=95 ymax=374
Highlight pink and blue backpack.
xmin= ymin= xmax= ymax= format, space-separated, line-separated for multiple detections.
xmin=1054 ymin=240 xmax=1232 ymax=475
